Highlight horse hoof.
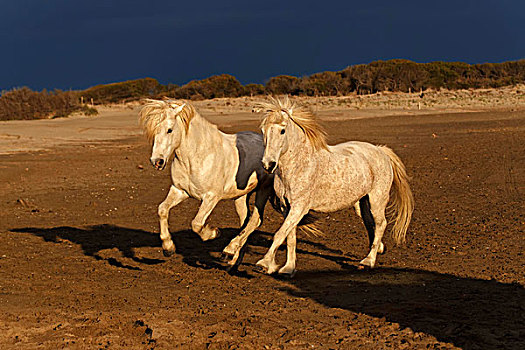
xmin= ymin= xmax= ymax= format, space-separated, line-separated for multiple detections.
xmin=201 ymin=227 xmax=220 ymax=241
xmin=220 ymin=251 xmax=234 ymax=261
xmin=220 ymin=253 xmax=229 ymax=262
xmin=253 ymin=264 xmax=267 ymax=274
xmin=358 ymin=263 xmax=374 ymax=270
xmin=163 ymin=249 xmax=175 ymax=257
xmin=278 ymin=269 xmax=297 ymax=278
xmin=210 ymin=229 xmax=220 ymax=240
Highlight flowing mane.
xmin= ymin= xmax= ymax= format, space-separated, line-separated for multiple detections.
xmin=258 ymin=96 xmax=328 ymax=151
xmin=139 ymin=99 xmax=196 ymax=142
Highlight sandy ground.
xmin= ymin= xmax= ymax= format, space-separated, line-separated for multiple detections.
xmin=0 ymin=90 xmax=524 ymax=349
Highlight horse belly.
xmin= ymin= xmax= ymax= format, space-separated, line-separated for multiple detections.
xmin=312 ymin=194 xmax=359 ymax=212
xmin=223 ymin=170 xmax=258 ymax=199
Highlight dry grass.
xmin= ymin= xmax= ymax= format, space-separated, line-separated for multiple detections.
xmin=187 ymin=84 xmax=525 ymax=115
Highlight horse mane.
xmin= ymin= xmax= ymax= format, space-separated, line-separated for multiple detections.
xmin=138 ymin=99 xmax=197 ymax=142
xmin=258 ymin=96 xmax=328 ymax=151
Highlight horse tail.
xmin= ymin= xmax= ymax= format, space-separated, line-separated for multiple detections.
xmin=379 ymin=146 xmax=414 ymax=244
xmin=269 ymin=193 xmax=323 ymax=237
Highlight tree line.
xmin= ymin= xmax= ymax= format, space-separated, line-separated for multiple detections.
xmin=1 ymin=59 xmax=523 ymax=120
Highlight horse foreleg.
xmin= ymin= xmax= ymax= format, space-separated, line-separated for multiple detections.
xmin=225 ymin=184 xmax=272 ymax=270
xmin=223 ymin=204 xmax=260 ymax=258
xmin=224 ymin=205 xmax=261 ymax=268
xmin=278 ymin=227 xmax=297 ymax=276
xmin=256 ymin=206 xmax=306 ymax=274
xmin=158 ymin=186 xmax=189 ymax=257
xmin=191 ymin=195 xmax=221 ymax=241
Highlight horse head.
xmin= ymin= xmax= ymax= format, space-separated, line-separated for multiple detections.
xmin=139 ymin=99 xmax=189 ymax=171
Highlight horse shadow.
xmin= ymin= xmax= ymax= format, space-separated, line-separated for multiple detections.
xmin=10 ymin=224 xmax=245 ymax=272
xmin=11 ymin=225 xmax=522 ymax=348
xmin=10 ymin=224 xmax=359 ymax=274
xmin=279 ymin=268 xmax=524 ymax=350
xmin=10 ymin=224 xmax=166 ymax=270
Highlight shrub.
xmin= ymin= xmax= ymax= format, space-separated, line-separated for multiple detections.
xmin=174 ymin=74 xmax=245 ymax=100
xmin=300 ymin=71 xmax=348 ymax=96
xmin=244 ymin=83 xmax=266 ymax=96
xmin=82 ymin=78 xmax=161 ymax=104
xmin=337 ymin=60 xmax=525 ymax=94
xmin=0 ymin=87 xmax=81 ymax=121
xmin=265 ymin=75 xmax=302 ymax=95
xmin=80 ymin=106 xmax=98 ymax=116
xmin=155 ymin=83 xmax=180 ymax=98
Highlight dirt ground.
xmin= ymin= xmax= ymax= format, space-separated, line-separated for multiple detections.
xmin=0 ymin=100 xmax=524 ymax=349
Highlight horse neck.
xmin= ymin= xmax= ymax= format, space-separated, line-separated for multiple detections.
xmin=279 ymin=123 xmax=317 ymax=174
xmin=177 ymin=113 xmax=223 ymax=159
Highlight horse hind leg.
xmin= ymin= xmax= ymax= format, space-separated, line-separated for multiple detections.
xmin=234 ymin=193 xmax=251 ymax=229
xmin=358 ymin=194 xmax=386 ymax=269
xmin=357 ymin=195 xmax=385 ymax=254
xmin=358 ymin=196 xmax=374 ymax=247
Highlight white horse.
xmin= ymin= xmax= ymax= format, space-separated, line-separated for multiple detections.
xmin=250 ymin=96 xmax=414 ymax=276
xmin=139 ymin=99 xmax=274 ymax=263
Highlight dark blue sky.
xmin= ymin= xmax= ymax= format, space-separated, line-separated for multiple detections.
xmin=1 ymin=0 xmax=523 ymax=91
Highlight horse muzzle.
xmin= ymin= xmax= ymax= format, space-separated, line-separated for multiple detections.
xmin=262 ymin=160 xmax=277 ymax=174
xmin=150 ymin=158 xmax=166 ymax=171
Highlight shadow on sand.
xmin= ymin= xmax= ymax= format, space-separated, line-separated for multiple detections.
xmin=12 ymin=225 xmax=521 ymax=348
xmin=10 ymin=224 xmax=358 ymax=273
xmin=11 ymin=224 xmax=165 ymax=270
xmin=280 ymin=268 xmax=524 ymax=350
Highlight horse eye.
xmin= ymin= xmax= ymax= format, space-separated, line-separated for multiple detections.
xmin=167 ymin=129 xmax=173 ymax=134
xmin=280 ymin=129 xmax=286 ymax=135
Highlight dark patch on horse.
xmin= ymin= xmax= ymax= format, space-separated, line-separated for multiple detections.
xmin=235 ymin=140 xmax=249 ymax=189
xmin=235 ymin=132 xmax=264 ymax=191
xmin=359 ymin=194 xmax=375 ymax=247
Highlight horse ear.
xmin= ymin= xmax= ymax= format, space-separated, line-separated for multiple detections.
xmin=171 ymin=103 xmax=186 ymax=115
xmin=281 ymin=108 xmax=292 ymax=119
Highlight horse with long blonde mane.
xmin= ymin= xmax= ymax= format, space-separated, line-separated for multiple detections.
xmin=139 ymin=99 xmax=274 ymax=266
xmin=248 ymin=96 xmax=414 ymax=276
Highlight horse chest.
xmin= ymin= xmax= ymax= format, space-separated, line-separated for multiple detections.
xmin=170 ymin=162 xmax=217 ymax=199
xmin=275 ymin=172 xmax=309 ymax=206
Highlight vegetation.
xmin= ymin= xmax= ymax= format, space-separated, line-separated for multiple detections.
xmin=2 ymin=59 xmax=523 ymax=120
xmin=170 ymin=74 xmax=245 ymax=100
xmin=243 ymin=83 xmax=265 ymax=96
xmin=338 ymin=59 xmax=525 ymax=94
xmin=82 ymin=78 xmax=161 ymax=104
xmin=0 ymin=87 xmax=81 ymax=121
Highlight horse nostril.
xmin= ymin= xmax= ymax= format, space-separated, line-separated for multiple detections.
xmin=264 ymin=161 xmax=276 ymax=173
xmin=154 ymin=159 xmax=164 ymax=168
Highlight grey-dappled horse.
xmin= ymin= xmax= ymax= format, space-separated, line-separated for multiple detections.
xmin=139 ymin=99 xmax=273 ymax=263
xmin=252 ymin=96 xmax=414 ymax=276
